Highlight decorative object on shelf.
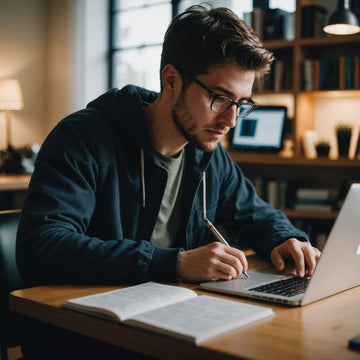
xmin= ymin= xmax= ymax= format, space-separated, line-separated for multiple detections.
xmin=303 ymin=130 xmax=318 ymax=159
xmin=0 ymin=146 xmax=23 ymax=173
xmin=279 ymin=138 xmax=294 ymax=158
xmin=0 ymin=144 xmax=38 ymax=174
xmin=0 ymin=79 xmax=24 ymax=149
xmin=355 ymin=130 xmax=360 ymax=159
xmin=335 ymin=122 xmax=352 ymax=157
xmin=323 ymin=0 xmax=360 ymax=35
xmin=315 ymin=140 xmax=331 ymax=157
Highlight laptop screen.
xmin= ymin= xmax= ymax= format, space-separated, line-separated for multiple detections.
xmin=230 ymin=106 xmax=287 ymax=152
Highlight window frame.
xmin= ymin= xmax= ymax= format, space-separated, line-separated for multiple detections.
xmin=108 ymin=0 xmax=181 ymax=89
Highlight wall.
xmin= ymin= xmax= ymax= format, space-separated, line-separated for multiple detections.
xmin=0 ymin=0 xmax=47 ymax=149
xmin=0 ymin=0 xmax=109 ymax=150
xmin=44 ymin=0 xmax=78 ymax=134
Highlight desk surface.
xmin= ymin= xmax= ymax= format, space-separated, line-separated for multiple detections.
xmin=10 ymin=256 xmax=360 ymax=360
xmin=0 ymin=174 xmax=30 ymax=191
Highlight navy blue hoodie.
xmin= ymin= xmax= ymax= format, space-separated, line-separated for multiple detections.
xmin=16 ymin=85 xmax=309 ymax=288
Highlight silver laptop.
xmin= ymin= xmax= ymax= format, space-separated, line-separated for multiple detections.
xmin=201 ymin=183 xmax=360 ymax=306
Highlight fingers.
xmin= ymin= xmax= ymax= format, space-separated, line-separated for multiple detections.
xmin=303 ymin=244 xmax=321 ymax=276
xmin=177 ymin=242 xmax=247 ymax=282
xmin=203 ymin=243 xmax=247 ymax=280
xmin=270 ymin=248 xmax=286 ymax=272
xmin=271 ymin=238 xmax=322 ymax=277
xmin=220 ymin=246 xmax=248 ymax=276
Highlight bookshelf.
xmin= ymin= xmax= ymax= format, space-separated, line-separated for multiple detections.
xmin=228 ymin=0 xmax=360 ymax=245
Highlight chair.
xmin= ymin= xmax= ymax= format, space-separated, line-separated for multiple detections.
xmin=0 ymin=210 xmax=22 ymax=360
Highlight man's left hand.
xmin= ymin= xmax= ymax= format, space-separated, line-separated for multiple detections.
xmin=270 ymin=238 xmax=321 ymax=277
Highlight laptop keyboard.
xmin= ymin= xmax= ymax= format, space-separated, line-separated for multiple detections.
xmin=249 ymin=277 xmax=311 ymax=297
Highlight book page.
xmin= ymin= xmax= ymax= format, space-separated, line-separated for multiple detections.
xmin=126 ymin=295 xmax=274 ymax=344
xmin=63 ymin=282 xmax=197 ymax=322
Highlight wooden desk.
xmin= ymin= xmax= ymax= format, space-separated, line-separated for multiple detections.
xmin=0 ymin=174 xmax=30 ymax=191
xmin=0 ymin=173 xmax=30 ymax=209
xmin=9 ymin=257 xmax=360 ymax=360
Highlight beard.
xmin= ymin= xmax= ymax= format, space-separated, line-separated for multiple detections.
xmin=171 ymin=91 xmax=220 ymax=152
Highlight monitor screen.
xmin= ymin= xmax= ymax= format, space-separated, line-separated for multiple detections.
xmin=230 ymin=106 xmax=287 ymax=152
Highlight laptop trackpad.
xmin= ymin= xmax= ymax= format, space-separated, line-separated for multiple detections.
xmin=204 ymin=267 xmax=294 ymax=291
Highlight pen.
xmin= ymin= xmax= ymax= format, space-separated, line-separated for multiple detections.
xmin=202 ymin=172 xmax=249 ymax=279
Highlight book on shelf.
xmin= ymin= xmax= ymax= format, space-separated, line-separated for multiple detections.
xmin=250 ymin=178 xmax=289 ymax=209
xmin=263 ymin=8 xmax=294 ymax=41
xmin=255 ymin=57 xmax=292 ymax=92
xmin=63 ymin=282 xmax=274 ymax=345
xmin=296 ymin=188 xmax=339 ymax=201
xmin=301 ymin=56 xmax=359 ymax=91
xmin=266 ymin=179 xmax=288 ymax=209
xmin=244 ymin=8 xmax=294 ymax=41
xmin=301 ymin=4 xmax=327 ymax=38
xmin=294 ymin=187 xmax=339 ymax=212
xmin=293 ymin=202 xmax=333 ymax=212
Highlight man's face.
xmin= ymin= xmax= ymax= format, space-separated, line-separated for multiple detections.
xmin=171 ymin=64 xmax=255 ymax=152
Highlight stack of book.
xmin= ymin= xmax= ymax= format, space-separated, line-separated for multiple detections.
xmin=252 ymin=178 xmax=288 ymax=210
xmin=301 ymin=56 xmax=359 ymax=91
xmin=244 ymin=8 xmax=295 ymax=41
xmin=301 ymin=4 xmax=327 ymax=38
xmin=255 ymin=58 xmax=293 ymax=92
xmin=294 ymin=188 xmax=339 ymax=212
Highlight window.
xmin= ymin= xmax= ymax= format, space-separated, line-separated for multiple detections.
xmin=108 ymin=0 xmax=295 ymax=91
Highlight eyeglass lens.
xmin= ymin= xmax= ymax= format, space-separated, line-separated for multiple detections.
xmin=211 ymin=97 xmax=254 ymax=117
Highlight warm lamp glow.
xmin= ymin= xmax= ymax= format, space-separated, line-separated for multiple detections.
xmin=323 ymin=23 xmax=360 ymax=35
xmin=0 ymin=79 xmax=24 ymax=149
xmin=0 ymin=79 xmax=24 ymax=110
xmin=323 ymin=0 xmax=360 ymax=35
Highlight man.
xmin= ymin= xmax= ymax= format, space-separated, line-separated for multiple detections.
xmin=17 ymin=5 xmax=320 ymax=359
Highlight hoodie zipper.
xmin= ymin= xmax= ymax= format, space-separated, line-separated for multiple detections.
xmin=140 ymin=149 xmax=146 ymax=207
xmin=141 ymin=146 xmax=208 ymax=249
xmin=184 ymin=173 xmax=204 ymax=250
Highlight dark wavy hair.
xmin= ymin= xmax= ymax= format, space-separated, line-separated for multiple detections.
xmin=160 ymin=5 xmax=274 ymax=89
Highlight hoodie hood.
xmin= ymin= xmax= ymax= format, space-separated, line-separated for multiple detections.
xmin=87 ymin=85 xmax=159 ymax=151
xmin=86 ymin=85 xmax=213 ymax=171
xmin=85 ymin=85 xmax=213 ymax=208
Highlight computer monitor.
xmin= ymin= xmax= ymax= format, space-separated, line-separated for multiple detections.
xmin=230 ymin=106 xmax=287 ymax=152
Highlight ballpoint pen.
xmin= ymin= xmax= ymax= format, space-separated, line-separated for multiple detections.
xmin=202 ymin=172 xmax=249 ymax=279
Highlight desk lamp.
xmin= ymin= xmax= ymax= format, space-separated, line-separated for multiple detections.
xmin=0 ymin=79 xmax=24 ymax=149
xmin=323 ymin=0 xmax=360 ymax=35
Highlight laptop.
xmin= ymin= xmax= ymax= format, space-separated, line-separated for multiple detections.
xmin=201 ymin=183 xmax=360 ymax=306
xmin=230 ymin=106 xmax=287 ymax=152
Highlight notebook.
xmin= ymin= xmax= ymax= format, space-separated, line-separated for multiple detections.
xmin=201 ymin=183 xmax=360 ymax=306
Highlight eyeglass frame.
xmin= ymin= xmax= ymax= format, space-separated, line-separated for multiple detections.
xmin=186 ymin=73 xmax=259 ymax=118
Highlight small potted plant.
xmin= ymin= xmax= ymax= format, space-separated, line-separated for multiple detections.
xmin=315 ymin=140 xmax=330 ymax=157
xmin=335 ymin=123 xmax=352 ymax=157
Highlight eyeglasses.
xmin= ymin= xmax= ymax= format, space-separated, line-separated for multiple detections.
xmin=189 ymin=74 xmax=258 ymax=118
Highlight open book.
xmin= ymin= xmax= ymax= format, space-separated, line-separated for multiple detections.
xmin=63 ymin=282 xmax=274 ymax=344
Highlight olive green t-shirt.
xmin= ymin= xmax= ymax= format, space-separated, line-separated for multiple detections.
xmin=150 ymin=149 xmax=185 ymax=248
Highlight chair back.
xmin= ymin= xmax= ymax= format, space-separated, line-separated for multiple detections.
xmin=0 ymin=210 xmax=22 ymax=351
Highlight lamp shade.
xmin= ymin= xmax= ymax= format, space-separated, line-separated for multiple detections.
xmin=0 ymin=79 xmax=24 ymax=110
xmin=323 ymin=0 xmax=360 ymax=35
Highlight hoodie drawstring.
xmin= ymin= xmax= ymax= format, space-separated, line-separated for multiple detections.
xmin=141 ymin=149 xmax=146 ymax=207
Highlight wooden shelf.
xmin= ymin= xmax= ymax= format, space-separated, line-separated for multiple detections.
xmin=225 ymin=1 xmax=360 ymax=237
xmin=299 ymin=34 xmax=360 ymax=47
xmin=263 ymin=39 xmax=295 ymax=49
xmin=298 ymin=89 xmax=360 ymax=98
xmin=227 ymin=150 xmax=360 ymax=168
xmin=283 ymin=209 xmax=338 ymax=220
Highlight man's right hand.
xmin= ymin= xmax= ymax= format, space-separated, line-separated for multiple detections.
xmin=177 ymin=242 xmax=248 ymax=282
